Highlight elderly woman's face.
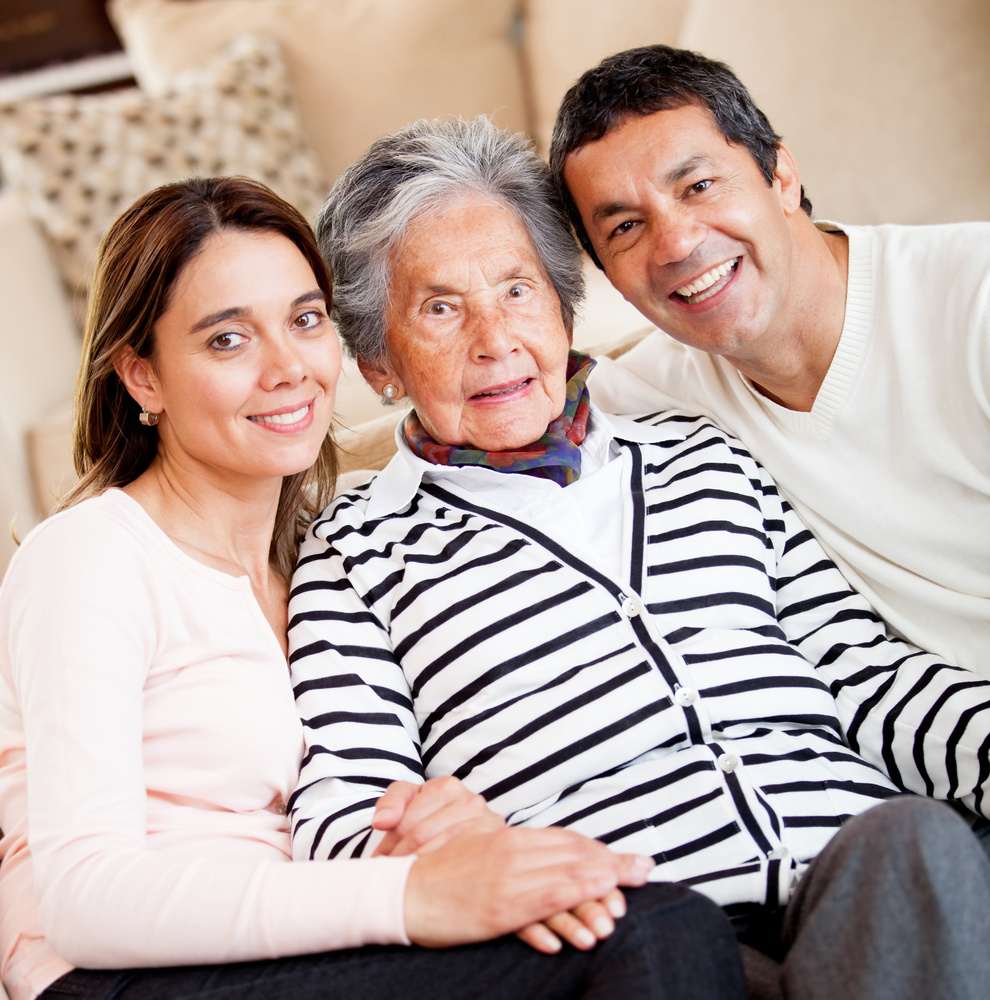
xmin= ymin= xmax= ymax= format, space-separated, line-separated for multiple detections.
xmin=371 ymin=195 xmax=572 ymax=451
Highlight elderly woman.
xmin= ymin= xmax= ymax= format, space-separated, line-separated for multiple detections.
xmin=288 ymin=117 xmax=990 ymax=1000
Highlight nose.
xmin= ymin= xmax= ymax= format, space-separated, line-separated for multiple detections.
xmin=260 ymin=332 xmax=306 ymax=389
xmin=649 ymin=205 xmax=707 ymax=268
xmin=468 ymin=300 xmax=518 ymax=362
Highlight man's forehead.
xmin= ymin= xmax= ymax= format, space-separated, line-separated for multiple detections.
xmin=564 ymin=105 xmax=747 ymax=199
xmin=574 ymin=105 xmax=726 ymax=161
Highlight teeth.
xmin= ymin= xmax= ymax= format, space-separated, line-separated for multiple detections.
xmin=675 ymin=259 xmax=737 ymax=299
xmin=249 ymin=404 xmax=309 ymax=425
xmin=477 ymin=379 xmax=528 ymax=398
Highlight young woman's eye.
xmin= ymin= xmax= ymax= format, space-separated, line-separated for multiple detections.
xmin=293 ymin=309 xmax=325 ymax=329
xmin=211 ymin=331 xmax=247 ymax=351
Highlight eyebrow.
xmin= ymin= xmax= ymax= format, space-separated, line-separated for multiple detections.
xmin=190 ymin=289 xmax=326 ymax=334
xmin=417 ymin=263 xmax=539 ymax=297
xmin=589 ymin=153 xmax=715 ymax=226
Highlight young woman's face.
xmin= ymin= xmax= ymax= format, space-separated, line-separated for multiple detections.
xmin=141 ymin=229 xmax=340 ymax=488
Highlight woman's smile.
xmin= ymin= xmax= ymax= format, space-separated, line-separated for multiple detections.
xmin=470 ymin=377 xmax=535 ymax=402
xmin=247 ymin=400 xmax=316 ymax=431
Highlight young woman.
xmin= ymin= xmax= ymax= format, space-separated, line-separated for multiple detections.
xmin=0 ymin=176 xmax=743 ymax=1000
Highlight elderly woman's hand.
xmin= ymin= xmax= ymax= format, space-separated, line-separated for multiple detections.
xmin=372 ymin=776 xmax=504 ymax=857
xmin=403 ymin=826 xmax=653 ymax=949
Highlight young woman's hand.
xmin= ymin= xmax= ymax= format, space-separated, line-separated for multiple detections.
xmin=402 ymin=825 xmax=653 ymax=949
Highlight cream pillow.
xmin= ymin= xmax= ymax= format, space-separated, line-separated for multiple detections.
xmin=0 ymin=34 xmax=327 ymax=305
xmin=109 ymin=0 xmax=529 ymax=184
xmin=522 ymin=0 xmax=692 ymax=156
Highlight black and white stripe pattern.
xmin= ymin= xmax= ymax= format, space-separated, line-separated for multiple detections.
xmin=288 ymin=412 xmax=990 ymax=907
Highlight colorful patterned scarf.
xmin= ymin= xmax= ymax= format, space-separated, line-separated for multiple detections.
xmin=404 ymin=350 xmax=596 ymax=486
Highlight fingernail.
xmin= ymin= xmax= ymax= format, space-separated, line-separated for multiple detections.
xmin=635 ymin=855 xmax=654 ymax=874
xmin=592 ymin=915 xmax=614 ymax=937
xmin=607 ymin=895 xmax=626 ymax=918
xmin=575 ymin=927 xmax=597 ymax=948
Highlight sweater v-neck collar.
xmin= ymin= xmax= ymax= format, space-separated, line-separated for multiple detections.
xmin=735 ymin=223 xmax=874 ymax=441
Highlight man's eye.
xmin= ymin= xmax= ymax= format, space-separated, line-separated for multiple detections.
xmin=610 ymin=220 xmax=637 ymax=239
xmin=691 ymin=179 xmax=713 ymax=193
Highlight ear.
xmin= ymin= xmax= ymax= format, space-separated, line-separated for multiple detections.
xmin=115 ymin=347 xmax=163 ymax=412
xmin=358 ymin=356 xmax=404 ymax=399
xmin=773 ymin=143 xmax=803 ymax=216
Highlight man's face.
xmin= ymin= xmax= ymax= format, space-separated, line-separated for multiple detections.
xmin=562 ymin=104 xmax=805 ymax=364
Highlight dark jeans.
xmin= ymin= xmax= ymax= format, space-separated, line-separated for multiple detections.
xmin=39 ymin=883 xmax=745 ymax=1000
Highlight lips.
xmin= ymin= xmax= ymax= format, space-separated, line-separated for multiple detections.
xmin=673 ymin=258 xmax=739 ymax=304
xmin=248 ymin=402 xmax=311 ymax=426
xmin=472 ymin=377 xmax=532 ymax=400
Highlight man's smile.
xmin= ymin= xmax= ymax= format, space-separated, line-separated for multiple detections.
xmin=673 ymin=258 xmax=740 ymax=304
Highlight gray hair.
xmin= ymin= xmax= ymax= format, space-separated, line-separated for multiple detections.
xmin=315 ymin=115 xmax=585 ymax=369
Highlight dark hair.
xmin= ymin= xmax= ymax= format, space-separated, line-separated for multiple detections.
xmin=317 ymin=115 xmax=583 ymax=370
xmin=60 ymin=175 xmax=338 ymax=577
xmin=549 ymin=44 xmax=813 ymax=268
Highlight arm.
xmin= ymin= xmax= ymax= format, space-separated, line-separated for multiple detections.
xmin=758 ymin=461 xmax=990 ymax=815
xmin=289 ymin=511 xmax=645 ymax=952
xmin=289 ymin=519 xmax=426 ymax=861
xmin=3 ymin=507 xmax=413 ymax=967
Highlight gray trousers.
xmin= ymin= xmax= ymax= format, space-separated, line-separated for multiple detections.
xmin=742 ymin=795 xmax=990 ymax=1000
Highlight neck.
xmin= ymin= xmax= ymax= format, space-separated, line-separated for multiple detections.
xmin=731 ymin=226 xmax=849 ymax=412
xmin=123 ymin=456 xmax=283 ymax=588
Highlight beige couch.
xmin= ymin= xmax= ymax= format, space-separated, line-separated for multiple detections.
xmin=1 ymin=0 xmax=988 ymax=576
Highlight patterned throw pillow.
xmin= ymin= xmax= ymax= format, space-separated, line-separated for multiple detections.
xmin=0 ymin=34 xmax=327 ymax=307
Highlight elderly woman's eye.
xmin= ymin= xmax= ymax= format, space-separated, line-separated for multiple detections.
xmin=508 ymin=284 xmax=528 ymax=298
xmin=427 ymin=301 xmax=452 ymax=315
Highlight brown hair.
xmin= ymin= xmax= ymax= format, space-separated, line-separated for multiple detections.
xmin=59 ymin=175 xmax=338 ymax=577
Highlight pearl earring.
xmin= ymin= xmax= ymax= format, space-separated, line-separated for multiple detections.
xmin=382 ymin=383 xmax=399 ymax=399
xmin=139 ymin=408 xmax=160 ymax=426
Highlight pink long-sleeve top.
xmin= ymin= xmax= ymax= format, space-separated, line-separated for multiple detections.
xmin=0 ymin=489 xmax=412 ymax=1000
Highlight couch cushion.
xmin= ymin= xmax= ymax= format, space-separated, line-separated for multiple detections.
xmin=109 ymin=0 xmax=529 ymax=185
xmin=678 ymin=0 xmax=990 ymax=224
xmin=522 ymin=0 xmax=691 ymax=156
xmin=0 ymin=188 xmax=80 ymax=570
xmin=0 ymin=34 xmax=327 ymax=307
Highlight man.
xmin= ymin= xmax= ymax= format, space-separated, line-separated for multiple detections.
xmin=550 ymin=45 xmax=990 ymax=674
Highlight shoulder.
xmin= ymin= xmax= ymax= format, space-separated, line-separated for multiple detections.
xmin=9 ymin=491 xmax=144 ymax=568
xmin=2 ymin=491 xmax=164 ymax=608
xmin=608 ymin=407 xmax=750 ymax=451
xmin=851 ymin=221 xmax=990 ymax=278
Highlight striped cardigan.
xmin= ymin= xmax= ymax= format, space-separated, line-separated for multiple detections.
xmin=288 ymin=410 xmax=990 ymax=909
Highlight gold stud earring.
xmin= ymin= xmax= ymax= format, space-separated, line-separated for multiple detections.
xmin=382 ymin=383 xmax=399 ymax=399
xmin=139 ymin=408 xmax=160 ymax=426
